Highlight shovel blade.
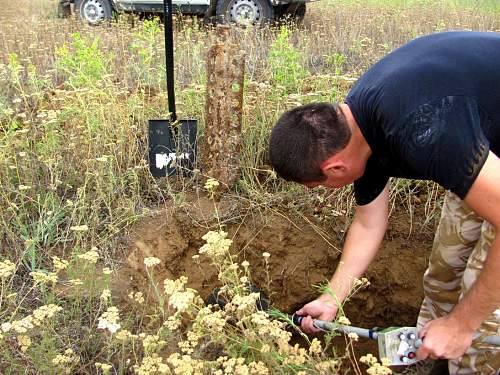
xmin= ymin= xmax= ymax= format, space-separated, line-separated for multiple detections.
xmin=148 ymin=119 xmax=197 ymax=177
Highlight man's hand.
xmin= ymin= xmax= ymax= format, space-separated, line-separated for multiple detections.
xmin=295 ymin=298 xmax=338 ymax=334
xmin=417 ymin=315 xmax=475 ymax=360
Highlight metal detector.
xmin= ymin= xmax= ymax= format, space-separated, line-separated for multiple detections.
xmin=148 ymin=0 xmax=197 ymax=177
xmin=207 ymin=286 xmax=500 ymax=367
xmin=291 ymin=315 xmax=500 ymax=366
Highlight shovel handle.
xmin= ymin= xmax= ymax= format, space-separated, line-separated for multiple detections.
xmin=163 ymin=0 xmax=176 ymax=122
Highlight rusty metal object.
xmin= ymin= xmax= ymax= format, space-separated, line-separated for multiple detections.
xmin=201 ymin=25 xmax=245 ymax=190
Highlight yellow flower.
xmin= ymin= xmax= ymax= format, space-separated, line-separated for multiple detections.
xmin=52 ymin=256 xmax=69 ymax=272
xmin=128 ymin=291 xmax=145 ymax=304
xmin=78 ymin=248 xmax=99 ymax=263
xmin=204 ymin=177 xmax=220 ymax=192
xmin=100 ymin=289 xmax=112 ymax=301
xmin=348 ymin=332 xmax=359 ymax=341
xmin=164 ymin=314 xmax=182 ymax=331
xmin=97 ymin=306 xmax=121 ymax=334
xmin=32 ymin=304 xmax=63 ymax=325
xmin=115 ymin=329 xmax=134 ymax=342
xmin=232 ymin=293 xmax=260 ymax=313
xmin=248 ymin=361 xmax=268 ymax=375
xmin=143 ymin=334 xmax=167 ymax=353
xmin=11 ymin=316 xmax=34 ymax=333
xmin=367 ymin=363 xmax=392 ymax=375
xmin=164 ymin=276 xmax=188 ymax=295
xmin=309 ymin=337 xmax=322 ymax=355
xmin=199 ymin=230 xmax=232 ymax=258
xmin=144 ymin=257 xmax=161 ymax=268
xmin=135 ymin=354 xmax=170 ymax=375
xmin=169 ymin=289 xmax=197 ymax=312
xmin=262 ymin=252 xmax=270 ymax=259
xmin=1 ymin=322 xmax=12 ymax=333
xmin=338 ymin=316 xmax=351 ymax=325
xmin=30 ymin=271 xmax=58 ymax=285
xmin=102 ymin=267 xmax=112 ymax=275
xmin=0 ymin=259 xmax=16 ymax=279
xmin=17 ymin=335 xmax=31 ymax=352
xmin=52 ymin=348 xmax=79 ymax=374
xmin=315 ymin=360 xmax=339 ymax=372
xmin=95 ymin=362 xmax=113 ymax=374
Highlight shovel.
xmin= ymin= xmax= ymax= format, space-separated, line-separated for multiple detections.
xmin=148 ymin=0 xmax=197 ymax=177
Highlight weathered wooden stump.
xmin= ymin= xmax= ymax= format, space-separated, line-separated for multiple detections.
xmin=200 ymin=26 xmax=245 ymax=190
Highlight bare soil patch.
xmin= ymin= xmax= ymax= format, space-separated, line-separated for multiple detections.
xmin=115 ymin=194 xmax=435 ymax=364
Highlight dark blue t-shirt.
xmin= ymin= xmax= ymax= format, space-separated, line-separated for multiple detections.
xmin=345 ymin=31 xmax=500 ymax=205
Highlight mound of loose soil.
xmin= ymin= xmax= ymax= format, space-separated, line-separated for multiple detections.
xmin=118 ymin=195 xmax=435 ymax=331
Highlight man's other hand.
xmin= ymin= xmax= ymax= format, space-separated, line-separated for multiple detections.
xmin=295 ymin=298 xmax=338 ymax=334
xmin=416 ymin=316 xmax=474 ymax=360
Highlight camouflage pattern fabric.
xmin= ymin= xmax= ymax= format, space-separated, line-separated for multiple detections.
xmin=417 ymin=191 xmax=500 ymax=374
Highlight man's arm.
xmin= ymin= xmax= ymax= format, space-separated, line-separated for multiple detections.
xmin=297 ymin=183 xmax=389 ymax=333
xmin=417 ymin=151 xmax=500 ymax=359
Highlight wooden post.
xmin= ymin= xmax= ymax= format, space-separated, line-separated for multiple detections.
xmin=201 ymin=26 xmax=245 ymax=190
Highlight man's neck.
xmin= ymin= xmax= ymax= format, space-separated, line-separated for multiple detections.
xmin=339 ymin=103 xmax=372 ymax=164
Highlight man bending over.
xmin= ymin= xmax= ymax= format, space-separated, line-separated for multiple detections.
xmin=269 ymin=31 xmax=500 ymax=374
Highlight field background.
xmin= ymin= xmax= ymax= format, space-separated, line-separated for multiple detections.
xmin=1 ymin=0 xmax=499 ymax=374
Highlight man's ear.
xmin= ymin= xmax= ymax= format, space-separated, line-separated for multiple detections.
xmin=320 ymin=156 xmax=346 ymax=176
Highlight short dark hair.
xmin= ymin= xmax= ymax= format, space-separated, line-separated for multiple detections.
xmin=269 ymin=102 xmax=351 ymax=183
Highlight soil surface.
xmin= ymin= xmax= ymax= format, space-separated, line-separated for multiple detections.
xmin=116 ymin=194 xmax=437 ymax=371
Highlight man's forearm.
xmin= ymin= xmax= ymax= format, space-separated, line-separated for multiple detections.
xmin=320 ymin=216 xmax=387 ymax=305
xmin=320 ymin=184 xmax=389 ymax=306
xmin=450 ymin=233 xmax=500 ymax=331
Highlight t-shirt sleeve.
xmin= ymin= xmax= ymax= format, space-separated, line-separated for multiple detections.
xmin=353 ymin=157 xmax=389 ymax=206
xmin=398 ymin=96 xmax=490 ymax=199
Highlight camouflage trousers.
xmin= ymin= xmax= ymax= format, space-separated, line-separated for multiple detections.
xmin=417 ymin=191 xmax=500 ymax=374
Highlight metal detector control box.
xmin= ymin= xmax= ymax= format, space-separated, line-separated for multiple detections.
xmin=377 ymin=327 xmax=420 ymax=366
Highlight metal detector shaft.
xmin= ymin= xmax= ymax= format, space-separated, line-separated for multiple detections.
xmin=291 ymin=315 xmax=378 ymax=339
xmin=292 ymin=314 xmax=500 ymax=346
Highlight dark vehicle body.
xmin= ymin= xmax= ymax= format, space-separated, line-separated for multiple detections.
xmin=59 ymin=0 xmax=314 ymax=26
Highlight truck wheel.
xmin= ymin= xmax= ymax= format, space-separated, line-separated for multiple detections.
xmin=216 ymin=0 xmax=274 ymax=26
xmin=75 ymin=0 xmax=113 ymax=24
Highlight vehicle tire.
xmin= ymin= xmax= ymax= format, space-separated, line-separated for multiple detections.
xmin=57 ymin=1 xmax=72 ymax=18
xmin=75 ymin=0 xmax=113 ymax=24
xmin=276 ymin=3 xmax=306 ymax=24
xmin=216 ymin=0 xmax=274 ymax=26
